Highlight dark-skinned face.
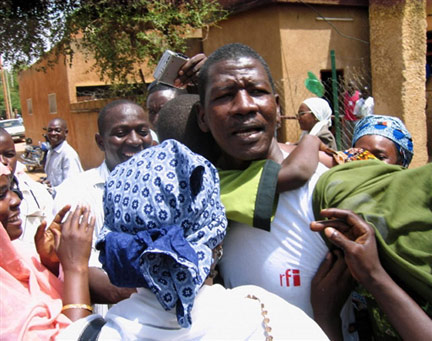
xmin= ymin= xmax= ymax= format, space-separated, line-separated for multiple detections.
xmin=96 ymin=104 xmax=153 ymax=171
xmin=0 ymin=133 xmax=17 ymax=175
xmin=47 ymin=120 xmax=67 ymax=148
xmin=354 ymin=134 xmax=401 ymax=166
xmin=297 ymin=103 xmax=317 ymax=132
xmin=146 ymin=89 xmax=177 ymax=131
xmin=0 ymin=171 xmax=22 ymax=241
xmin=198 ymin=57 xmax=279 ymax=169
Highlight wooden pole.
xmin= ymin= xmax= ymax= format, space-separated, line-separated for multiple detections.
xmin=0 ymin=56 xmax=11 ymax=119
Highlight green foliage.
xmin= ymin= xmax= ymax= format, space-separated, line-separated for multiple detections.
xmin=0 ymin=0 xmax=228 ymax=89
xmin=0 ymin=70 xmax=21 ymax=118
xmin=0 ymin=0 xmax=80 ymax=70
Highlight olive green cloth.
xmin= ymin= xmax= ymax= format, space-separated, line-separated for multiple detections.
xmin=312 ymin=159 xmax=432 ymax=305
xmin=219 ymin=160 xmax=280 ymax=231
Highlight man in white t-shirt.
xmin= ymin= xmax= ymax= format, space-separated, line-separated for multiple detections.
xmin=53 ymin=99 xmax=153 ymax=312
xmin=196 ymin=43 xmax=357 ymax=341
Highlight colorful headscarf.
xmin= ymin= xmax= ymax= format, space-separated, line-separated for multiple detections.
xmin=96 ymin=139 xmax=227 ymax=328
xmin=351 ymin=115 xmax=414 ymax=167
xmin=302 ymin=97 xmax=333 ymax=136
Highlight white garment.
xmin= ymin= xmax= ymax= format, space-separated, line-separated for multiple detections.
xmin=150 ymin=128 xmax=159 ymax=143
xmin=44 ymin=141 xmax=83 ymax=188
xmin=353 ymin=97 xmax=374 ymax=118
xmin=53 ymin=161 xmax=110 ymax=267
xmin=15 ymin=162 xmax=54 ymax=248
xmin=219 ymin=156 xmax=358 ymax=340
xmin=302 ymin=97 xmax=333 ymax=136
xmin=220 ymin=161 xmax=329 ymax=317
xmin=58 ymin=284 xmax=329 ymax=340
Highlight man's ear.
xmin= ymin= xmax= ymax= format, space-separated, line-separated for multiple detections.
xmin=196 ymin=102 xmax=210 ymax=133
xmin=95 ymin=133 xmax=105 ymax=152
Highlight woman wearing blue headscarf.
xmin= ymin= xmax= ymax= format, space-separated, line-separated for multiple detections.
xmin=351 ymin=115 xmax=414 ymax=167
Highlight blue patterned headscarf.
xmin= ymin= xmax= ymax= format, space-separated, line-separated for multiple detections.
xmin=96 ymin=139 xmax=227 ymax=328
xmin=352 ymin=115 xmax=414 ymax=167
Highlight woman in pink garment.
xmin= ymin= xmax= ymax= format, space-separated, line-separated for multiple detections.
xmin=0 ymin=161 xmax=95 ymax=340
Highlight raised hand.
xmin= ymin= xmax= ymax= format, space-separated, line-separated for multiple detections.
xmin=35 ymin=205 xmax=71 ymax=275
xmin=56 ymin=205 xmax=95 ymax=272
xmin=57 ymin=205 xmax=95 ymax=321
xmin=174 ymin=53 xmax=207 ymax=88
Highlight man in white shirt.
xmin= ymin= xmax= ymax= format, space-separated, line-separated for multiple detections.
xmin=354 ymin=86 xmax=374 ymax=118
xmin=196 ymin=43 xmax=357 ymax=340
xmin=53 ymin=99 xmax=153 ymax=311
xmin=44 ymin=118 xmax=83 ymax=189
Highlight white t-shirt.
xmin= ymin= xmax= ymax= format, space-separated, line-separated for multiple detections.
xmin=219 ymin=158 xmax=358 ymax=340
xmin=219 ymin=161 xmax=329 ymax=317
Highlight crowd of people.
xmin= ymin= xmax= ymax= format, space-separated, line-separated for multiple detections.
xmin=1 ymin=43 xmax=430 ymax=340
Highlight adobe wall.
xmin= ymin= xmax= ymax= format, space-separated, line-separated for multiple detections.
xmin=203 ymin=3 xmax=369 ymax=142
xmin=69 ymin=100 xmax=110 ymax=170
xmin=279 ymin=4 xmax=369 ymax=142
xmin=369 ymin=0 xmax=428 ymax=167
xmin=18 ymin=54 xmax=80 ymax=155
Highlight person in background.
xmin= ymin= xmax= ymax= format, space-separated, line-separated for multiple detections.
xmin=297 ymin=97 xmax=337 ymax=149
xmin=53 ymin=99 xmax=151 ymax=313
xmin=343 ymin=81 xmax=360 ymax=134
xmin=146 ymin=53 xmax=207 ymax=141
xmin=43 ymin=118 xmax=83 ymax=190
xmin=351 ymin=114 xmax=413 ymax=167
xmin=0 ymin=128 xmax=54 ymax=247
xmin=146 ymin=82 xmax=187 ymax=137
xmin=353 ymin=86 xmax=374 ymax=119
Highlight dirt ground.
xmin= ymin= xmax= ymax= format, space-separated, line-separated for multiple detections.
xmin=15 ymin=141 xmax=46 ymax=181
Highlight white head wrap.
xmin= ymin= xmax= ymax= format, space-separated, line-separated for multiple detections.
xmin=301 ymin=97 xmax=332 ymax=136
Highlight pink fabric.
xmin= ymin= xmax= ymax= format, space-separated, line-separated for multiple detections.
xmin=0 ymin=225 xmax=71 ymax=340
xmin=343 ymin=90 xmax=360 ymax=121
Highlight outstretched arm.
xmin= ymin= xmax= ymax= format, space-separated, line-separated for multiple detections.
xmin=311 ymin=208 xmax=432 ymax=341
xmin=56 ymin=205 xmax=95 ymax=322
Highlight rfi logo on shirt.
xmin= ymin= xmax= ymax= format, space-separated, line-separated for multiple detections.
xmin=280 ymin=269 xmax=301 ymax=287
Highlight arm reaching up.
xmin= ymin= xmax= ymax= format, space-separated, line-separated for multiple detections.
xmin=277 ymin=135 xmax=322 ymax=192
xmin=311 ymin=208 xmax=432 ymax=341
xmin=56 ymin=205 xmax=95 ymax=322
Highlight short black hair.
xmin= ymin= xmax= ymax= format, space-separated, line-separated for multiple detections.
xmin=198 ymin=43 xmax=275 ymax=104
xmin=147 ymin=81 xmax=187 ymax=97
xmin=157 ymin=94 xmax=220 ymax=163
xmin=98 ymin=99 xmax=143 ymax=134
